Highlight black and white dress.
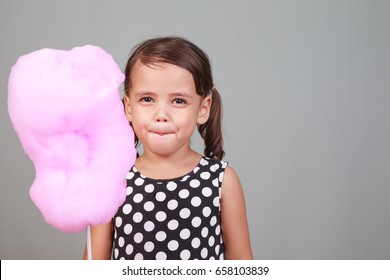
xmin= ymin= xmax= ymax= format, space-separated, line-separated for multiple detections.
xmin=113 ymin=156 xmax=227 ymax=260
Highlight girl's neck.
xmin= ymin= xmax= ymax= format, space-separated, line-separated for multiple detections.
xmin=135 ymin=149 xmax=202 ymax=180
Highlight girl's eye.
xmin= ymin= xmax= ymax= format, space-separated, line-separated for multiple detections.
xmin=173 ymin=98 xmax=187 ymax=104
xmin=140 ymin=97 xmax=153 ymax=102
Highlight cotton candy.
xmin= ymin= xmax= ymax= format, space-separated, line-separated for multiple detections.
xmin=8 ymin=45 xmax=136 ymax=233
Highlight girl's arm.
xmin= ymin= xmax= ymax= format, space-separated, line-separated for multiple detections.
xmin=82 ymin=221 xmax=113 ymax=260
xmin=221 ymin=166 xmax=253 ymax=259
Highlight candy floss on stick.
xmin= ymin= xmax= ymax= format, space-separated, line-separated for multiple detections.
xmin=7 ymin=45 xmax=136 ymax=258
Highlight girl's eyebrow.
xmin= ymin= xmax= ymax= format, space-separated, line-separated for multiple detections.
xmin=133 ymin=90 xmax=156 ymax=97
xmin=134 ymin=90 xmax=194 ymax=99
xmin=170 ymin=92 xmax=193 ymax=99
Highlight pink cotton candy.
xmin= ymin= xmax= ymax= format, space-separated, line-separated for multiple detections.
xmin=8 ymin=45 xmax=136 ymax=233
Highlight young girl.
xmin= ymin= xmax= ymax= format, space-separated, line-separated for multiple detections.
xmin=83 ymin=36 xmax=253 ymax=260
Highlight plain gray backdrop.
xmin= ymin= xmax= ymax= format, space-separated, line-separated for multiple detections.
xmin=1 ymin=0 xmax=389 ymax=259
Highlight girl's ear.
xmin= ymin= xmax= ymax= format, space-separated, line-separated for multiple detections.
xmin=123 ymin=95 xmax=132 ymax=122
xmin=197 ymin=95 xmax=212 ymax=125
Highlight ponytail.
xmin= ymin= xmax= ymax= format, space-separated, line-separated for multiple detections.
xmin=198 ymin=87 xmax=225 ymax=160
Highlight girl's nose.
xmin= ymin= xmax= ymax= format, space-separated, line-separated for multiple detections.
xmin=155 ymin=104 xmax=168 ymax=122
xmin=156 ymin=116 xmax=168 ymax=122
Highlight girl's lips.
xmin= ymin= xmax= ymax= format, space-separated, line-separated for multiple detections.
xmin=150 ymin=131 xmax=173 ymax=136
xmin=156 ymin=132 xmax=167 ymax=136
xmin=149 ymin=127 xmax=175 ymax=136
xmin=148 ymin=125 xmax=175 ymax=136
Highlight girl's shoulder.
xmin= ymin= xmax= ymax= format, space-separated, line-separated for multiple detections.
xmin=219 ymin=163 xmax=244 ymax=201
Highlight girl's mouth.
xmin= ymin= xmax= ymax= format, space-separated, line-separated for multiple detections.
xmin=150 ymin=131 xmax=172 ymax=136
xmin=148 ymin=125 xmax=175 ymax=136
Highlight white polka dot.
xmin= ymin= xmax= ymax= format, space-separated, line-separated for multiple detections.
xmin=167 ymin=199 xmax=178 ymax=210
xmin=179 ymin=208 xmax=191 ymax=219
xmin=124 ymin=223 xmax=133 ymax=234
xmin=193 ymin=166 xmax=200 ymax=174
xmin=190 ymin=179 xmax=200 ymax=188
xmin=212 ymin=178 xmax=219 ymax=187
xmin=202 ymin=206 xmax=211 ymax=217
xmin=180 ymin=228 xmax=191 ymax=240
xmin=145 ymin=184 xmax=154 ymax=193
xmin=135 ymin=177 xmax=144 ymax=186
xmin=201 ymin=247 xmax=208 ymax=258
xmin=167 ymin=181 xmax=177 ymax=191
xmin=156 ymin=211 xmax=167 ymax=222
xmin=201 ymin=227 xmax=209 ymax=238
xmin=200 ymin=171 xmax=211 ymax=180
xmin=178 ymin=189 xmax=190 ymax=199
xmin=215 ymin=225 xmax=221 ymax=235
xmin=156 ymin=231 xmax=167 ymax=242
xmin=118 ymin=237 xmax=125 ymax=247
xmin=181 ymin=175 xmax=190 ymax=182
xmin=215 ymin=244 xmax=220 ymax=255
xmin=191 ymin=216 xmax=202 ymax=228
xmin=213 ymin=197 xmax=220 ymax=207
xmin=191 ymin=196 xmax=202 ymax=207
xmin=134 ymin=232 xmax=143 ymax=243
xmin=144 ymin=241 xmax=155 ymax=252
xmin=134 ymin=253 xmax=143 ymax=260
xmin=122 ymin=203 xmax=132 ymax=215
xmin=210 ymin=216 xmax=217 ymax=226
xmin=168 ymin=240 xmax=179 ymax=251
xmin=144 ymin=201 xmax=155 ymax=212
xmin=167 ymin=219 xmax=179 ymax=230
xmin=133 ymin=212 xmax=143 ymax=223
xmin=180 ymin=249 xmax=191 ymax=260
xmin=220 ymin=253 xmax=224 ymax=260
xmin=200 ymin=158 xmax=208 ymax=166
xmin=208 ymin=236 xmax=215 ymax=246
xmin=202 ymin=187 xmax=212 ymax=197
xmin=156 ymin=251 xmax=167 ymax=260
xmin=156 ymin=192 xmax=166 ymax=202
xmin=126 ymin=172 xmax=134 ymax=179
xmin=126 ymin=186 xmax=133 ymax=195
xmin=125 ymin=244 xmax=133 ymax=255
xmin=144 ymin=221 xmax=155 ymax=232
xmin=133 ymin=193 xmax=143 ymax=203
xmin=115 ymin=217 xmax=122 ymax=227
xmin=219 ymin=172 xmax=225 ymax=182
xmin=114 ymin=248 xmax=119 ymax=259
xmin=191 ymin=237 xmax=201 ymax=248
xmin=210 ymin=163 xmax=219 ymax=172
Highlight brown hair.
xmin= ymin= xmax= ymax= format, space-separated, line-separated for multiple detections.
xmin=123 ymin=36 xmax=224 ymax=160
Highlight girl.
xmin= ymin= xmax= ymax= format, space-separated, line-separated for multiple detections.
xmin=83 ymin=36 xmax=253 ymax=260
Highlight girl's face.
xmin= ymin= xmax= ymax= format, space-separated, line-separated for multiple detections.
xmin=124 ymin=61 xmax=211 ymax=157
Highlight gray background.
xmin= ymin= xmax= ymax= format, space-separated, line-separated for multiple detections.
xmin=1 ymin=0 xmax=389 ymax=259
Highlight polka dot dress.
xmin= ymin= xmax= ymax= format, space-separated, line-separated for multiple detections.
xmin=113 ymin=156 xmax=227 ymax=260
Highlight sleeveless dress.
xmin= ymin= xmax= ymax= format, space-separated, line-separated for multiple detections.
xmin=113 ymin=156 xmax=227 ymax=260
